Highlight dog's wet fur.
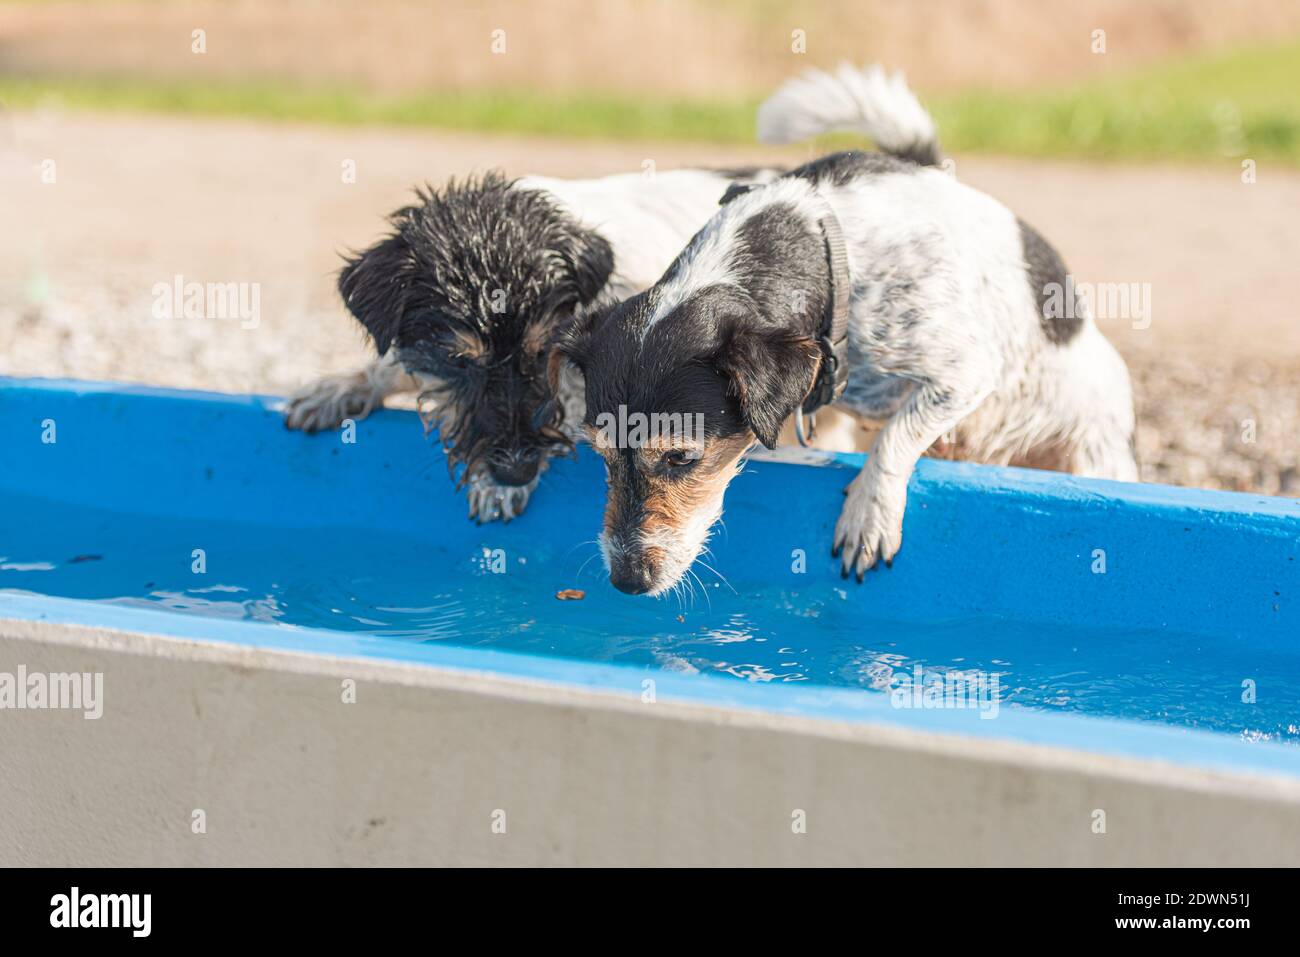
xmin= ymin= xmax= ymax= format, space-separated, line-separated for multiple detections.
xmin=336 ymin=173 xmax=612 ymax=504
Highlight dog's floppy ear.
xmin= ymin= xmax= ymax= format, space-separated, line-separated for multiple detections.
xmin=337 ymin=231 xmax=416 ymax=355
xmin=546 ymin=297 xmax=611 ymax=396
xmin=552 ymin=225 xmax=615 ymax=307
xmin=713 ymin=324 xmax=822 ymax=449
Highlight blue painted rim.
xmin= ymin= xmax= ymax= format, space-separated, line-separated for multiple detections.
xmin=3 ymin=375 xmax=1299 ymax=782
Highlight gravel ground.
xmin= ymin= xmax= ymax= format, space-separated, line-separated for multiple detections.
xmin=1128 ymin=345 xmax=1300 ymax=495
xmin=2 ymin=111 xmax=1297 ymax=497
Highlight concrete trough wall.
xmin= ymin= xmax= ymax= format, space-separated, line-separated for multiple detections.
xmin=3 ymin=378 xmax=1300 ymax=866
xmin=4 ymin=617 xmax=1300 ymax=867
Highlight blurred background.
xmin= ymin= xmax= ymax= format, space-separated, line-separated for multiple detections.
xmin=1 ymin=0 xmax=1298 ymax=493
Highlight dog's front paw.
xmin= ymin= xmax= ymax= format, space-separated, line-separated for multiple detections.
xmin=831 ymin=470 xmax=906 ymax=582
xmin=283 ymin=377 xmax=374 ymax=433
xmin=467 ymin=475 xmax=539 ymax=524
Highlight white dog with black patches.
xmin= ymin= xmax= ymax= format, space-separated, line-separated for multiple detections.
xmin=558 ymin=65 xmax=1137 ymax=595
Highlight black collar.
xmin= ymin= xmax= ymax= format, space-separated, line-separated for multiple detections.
xmin=802 ymin=201 xmax=852 ymax=416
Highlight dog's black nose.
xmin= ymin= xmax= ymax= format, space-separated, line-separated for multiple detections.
xmin=610 ymin=564 xmax=655 ymax=595
xmin=488 ymin=457 xmax=539 ymax=487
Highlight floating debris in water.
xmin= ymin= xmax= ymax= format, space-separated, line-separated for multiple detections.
xmin=555 ymin=589 xmax=585 ymax=601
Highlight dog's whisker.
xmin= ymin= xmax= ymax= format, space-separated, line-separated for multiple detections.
xmin=686 ymin=566 xmax=712 ymax=612
xmin=682 ymin=571 xmax=697 ymax=610
xmin=575 ymin=548 xmax=603 ymax=581
xmin=693 ymin=558 xmax=736 ymax=597
xmin=564 ymin=538 xmax=602 ymax=558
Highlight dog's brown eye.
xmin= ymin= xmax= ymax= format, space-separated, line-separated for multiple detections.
xmin=663 ymin=449 xmax=699 ymax=468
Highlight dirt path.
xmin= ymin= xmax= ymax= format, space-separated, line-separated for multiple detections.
xmin=2 ymin=111 xmax=1298 ymax=494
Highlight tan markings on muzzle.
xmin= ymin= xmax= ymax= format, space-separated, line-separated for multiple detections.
xmin=597 ymin=443 xmax=625 ymax=540
xmin=584 ymin=423 xmax=617 ymax=453
xmin=602 ymin=481 xmax=624 ymax=536
xmin=635 ymin=433 xmax=752 ymax=540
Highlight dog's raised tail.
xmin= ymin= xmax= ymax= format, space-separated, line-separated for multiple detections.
xmin=757 ymin=63 xmax=941 ymax=167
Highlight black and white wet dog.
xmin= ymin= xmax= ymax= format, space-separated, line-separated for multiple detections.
xmin=557 ymin=65 xmax=1137 ymax=595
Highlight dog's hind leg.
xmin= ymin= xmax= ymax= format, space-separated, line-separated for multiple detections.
xmin=283 ymin=350 xmax=417 ymax=432
xmin=834 ymin=377 xmax=992 ymax=581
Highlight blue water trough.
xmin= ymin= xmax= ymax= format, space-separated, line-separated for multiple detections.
xmin=3 ymin=377 xmax=1298 ymax=865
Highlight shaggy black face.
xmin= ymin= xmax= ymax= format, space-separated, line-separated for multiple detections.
xmin=339 ymin=172 xmax=613 ymax=499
